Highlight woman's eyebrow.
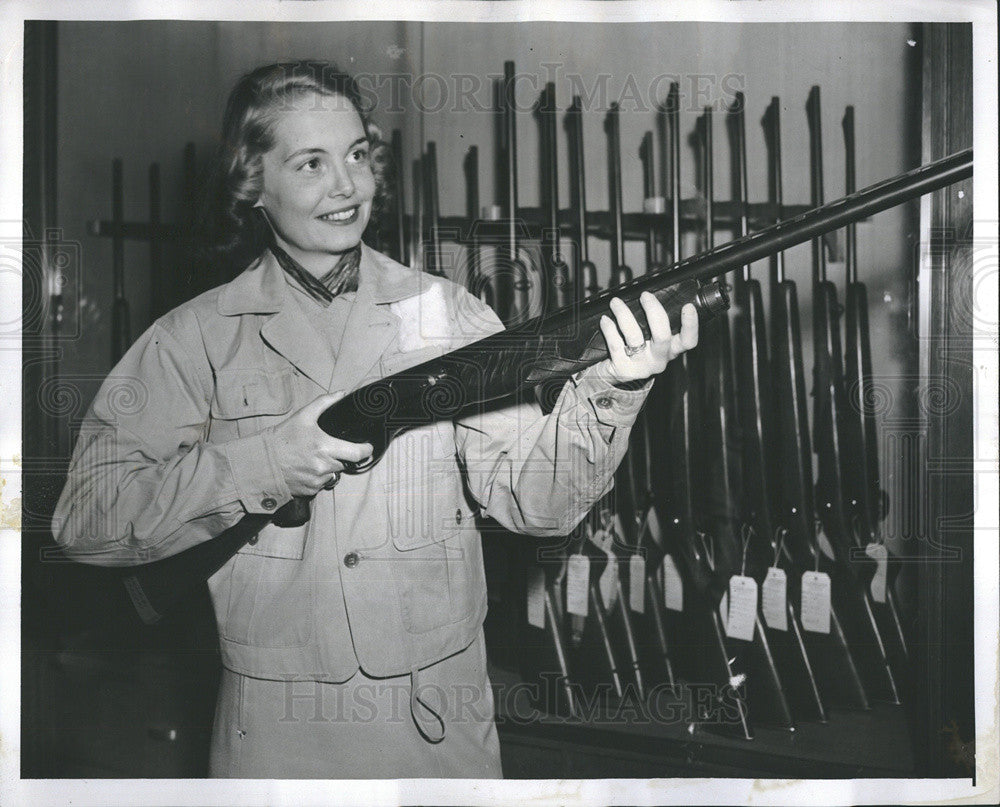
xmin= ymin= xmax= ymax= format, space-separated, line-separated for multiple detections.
xmin=284 ymin=138 xmax=369 ymax=164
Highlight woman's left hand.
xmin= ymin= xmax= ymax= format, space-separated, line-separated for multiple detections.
xmin=597 ymin=291 xmax=699 ymax=385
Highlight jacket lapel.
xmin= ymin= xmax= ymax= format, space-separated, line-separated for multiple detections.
xmin=218 ymin=245 xmax=428 ymax=393
xmin=327 ymin=254 xmax=399 ymax=394
xmin=259 ymin=303 xmax=340 ymax=390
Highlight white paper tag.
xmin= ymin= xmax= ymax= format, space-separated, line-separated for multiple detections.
xmin=566 ymin=554 xmax=589 ymax=617
xmin=866 ymin=542 xmax=888 ymax=603
xmin=662 ymin=554 xmax=684 ymax=612
xmin=629 ymin=554 xmax=645 ymax=613
xmin=801 ymin=571 xmax=832 ymax=634
xmin=526 ymin=566 xmax=546 ymax=629
xmin=762 ymin=568 xmax=788 ymax=631
xmin=725 ymin=575 xmax=758 ymax=642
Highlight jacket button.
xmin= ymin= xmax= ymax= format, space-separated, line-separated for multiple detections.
xmin=261 ymin=497 xmax=277 ymax=510
xmin=343 ymin=552 xmax=359 ymax=568
xmin=595 ymin=396 xmax=613 ymax=409
xmin=455 ymin=508 xmax=463 ymax=525
xmin=247 ymin=534 xmax=259 ymax=546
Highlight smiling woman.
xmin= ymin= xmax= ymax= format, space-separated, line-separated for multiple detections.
xmin=50 ymin=59 xmax=697 ymax=779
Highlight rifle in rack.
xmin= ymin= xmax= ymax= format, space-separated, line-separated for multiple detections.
xmin=807 ymin=86 xmax=900 ymax=704
xmin=539 ymin=83 xmax=573 ymax=311
xmin=658 ymin=83 xmax=754 ymax=738
xmin=763 ymin=96 xmax=869 ymax=712
xmin=391 ymin=130 xmax=407 ymax=265
xmin=566 ymin=95 xmax=598 ymax=301
xmin=463 ymin=145 xmax=495 ymax=308
xmin=502 ymin=60 xmax=532 ymax=323
xmin=728 ymin=94 xmax=823 ymax=727
xmin=93 ymin=143 xmax=969 ymax=628
xmin=639 ymin=131 xmax=663 ymax=271
xmin=423 ymin=142 xmax=444 ymax=278
xmin=840 ymin=106 xmax=910 ymax=680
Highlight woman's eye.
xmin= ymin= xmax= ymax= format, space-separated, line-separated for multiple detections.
xmin=299 ymin=157 xmax=322 ymax=172
xmin=348 ymin=146 xmax=371 ymax=164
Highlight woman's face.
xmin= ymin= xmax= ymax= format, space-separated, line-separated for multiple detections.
xmin=257 ymin=91 xmax=375 ymax=276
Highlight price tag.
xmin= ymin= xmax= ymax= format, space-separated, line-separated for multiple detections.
xmin=566 ymin=554 xmax=589 ymax=617
xmin=801 ymin=571 xmax=832 ymax=634
xmin=866 ymin=542 xmax=888 ymax=603
xmin=629 ymin=554 xmax=645 ymax=613
xmin=725 ymin=575 xmax=758 ymax=642
xmin=762 ymin=568 xmax=788 ymax=631
xmin=662 ymin=554 xmax=684 ymax=612
xmin=526 ymin=566 xmax=546 ymax=629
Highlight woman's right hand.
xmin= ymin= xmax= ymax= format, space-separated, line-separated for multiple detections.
xmin=270 ymin=392 xmax=373 ymax=497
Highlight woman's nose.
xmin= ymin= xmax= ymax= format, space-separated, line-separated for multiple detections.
xmin=328 ymin=164 xmax=356 ymax=198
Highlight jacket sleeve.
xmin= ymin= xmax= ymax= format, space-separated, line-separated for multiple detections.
xmin=450 ymin=292 xmax=652 ymax=537
xmin=51 ymin=310 xmax=292 ymax=566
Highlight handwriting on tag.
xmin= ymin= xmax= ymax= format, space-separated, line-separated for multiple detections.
xmin=566 ymin=554 xmax=589 ymax=617
xmin=866 ymin=542 xmax=888 ymax=603
xmin=725 ymin=575 xmax=758 ymax=642
xmin=801 ymin=571 xmax=832 ymax=633
xmin=527 ymin=566 xmax=546 ymax=629
xmin=629 ymin=554 xmax=645 ymax=613
xmin=663 ymin=554 xmax=684 ymax=612
xmin=762 ymin=568 xmax=788 ymax=631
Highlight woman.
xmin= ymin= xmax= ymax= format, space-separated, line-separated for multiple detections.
xmin=52 ymin=61 xmax=698 ymax=779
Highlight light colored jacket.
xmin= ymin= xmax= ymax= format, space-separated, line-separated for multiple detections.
xmin=52 ymin=245 xmax=648 ymax=681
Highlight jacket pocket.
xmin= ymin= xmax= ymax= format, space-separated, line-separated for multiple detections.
xmin=383 ymin=422 xmax=462 ymax=551
xmin=219 ymin=549 xmax=315 ymax=648
xmin=211 ymin=367 xmax=295 ymax=437
xmin=211 ymin=366 xmax=305 ymax=559
xmin=383 ymin=428 xmax=482 ymax=635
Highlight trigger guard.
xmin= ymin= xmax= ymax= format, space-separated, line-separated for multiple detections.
xmin=343 ymin=455 xmax=377 ymax=475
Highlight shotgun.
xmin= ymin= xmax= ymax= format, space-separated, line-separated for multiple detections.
xmin=113 ymin=146 xmax=971 ymax=624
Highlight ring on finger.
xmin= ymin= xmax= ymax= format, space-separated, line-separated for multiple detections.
xmin=624 ymin=342 xmax=646 ymax=358
xmin=323 ymin=471 xmax=342 ymax=490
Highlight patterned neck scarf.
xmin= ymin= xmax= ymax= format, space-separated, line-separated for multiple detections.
xmin=265 ymin=229 xmax=362 ymax=306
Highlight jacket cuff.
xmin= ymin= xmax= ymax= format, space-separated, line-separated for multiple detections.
xmin=570 ymin=365 xmax=654 ymax=428
xmin=223 ymin=429 xmax=293 ymax=515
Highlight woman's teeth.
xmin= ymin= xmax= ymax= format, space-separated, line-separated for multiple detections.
xmin=319 ymin=207 xmax=357 ymax=222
